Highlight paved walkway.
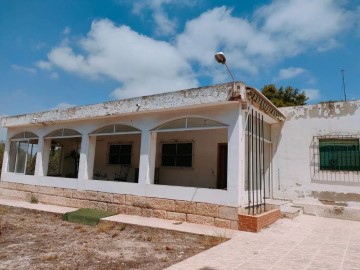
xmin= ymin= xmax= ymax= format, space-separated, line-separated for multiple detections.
xmin=167 ymin=215 xmax=360 ymax=270
xmin=1 ymin=196 xmax=360 ymax=270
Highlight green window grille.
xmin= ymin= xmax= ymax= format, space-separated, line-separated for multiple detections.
xmin=319 ymin=139 xmax=360 ymax=171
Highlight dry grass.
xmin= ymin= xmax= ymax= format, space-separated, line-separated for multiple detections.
xmin=0 ymin=206 xmax=225 ymax=270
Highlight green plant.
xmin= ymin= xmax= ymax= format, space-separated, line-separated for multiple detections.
xmin=30 ymin=195 xmax=38 ymax=204
xmin=63 ymin=208 xmax=115 ymax=226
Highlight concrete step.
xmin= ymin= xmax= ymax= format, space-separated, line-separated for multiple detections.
xmin=280 ymin=205 xmax=304 ymax=219
xmin=266 ymin=199 xmax=303 ymax=219
xmin=292 ymin=199 xmax=360 ymax=222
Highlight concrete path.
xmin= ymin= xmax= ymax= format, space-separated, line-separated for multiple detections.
xmin=0 ymin=197 xmax=77 ymax=214
xmin=167 ymin=215 xmax=360 ymax=270
xmin=1 ymin=196 xmax=360 ymax=270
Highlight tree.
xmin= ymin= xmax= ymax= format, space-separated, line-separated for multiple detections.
xmin=0 ymin=141 xmax=4 ymax=175
xmin=261 ymin=84 xmax=308 ymax=107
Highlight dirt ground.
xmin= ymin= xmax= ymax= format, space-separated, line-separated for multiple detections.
xmin=0 ymin=206 xmax=226 ymax=270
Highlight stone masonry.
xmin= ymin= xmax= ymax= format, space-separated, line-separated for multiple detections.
xmin=0 ymin=181 xmax=239 ymax=230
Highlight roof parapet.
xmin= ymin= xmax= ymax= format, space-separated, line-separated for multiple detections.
xmin=246 ymin=86 xmax=286 ymax=122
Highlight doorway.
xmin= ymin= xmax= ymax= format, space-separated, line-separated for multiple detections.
xmin=217 ymin=143 xmax=228 ymax=189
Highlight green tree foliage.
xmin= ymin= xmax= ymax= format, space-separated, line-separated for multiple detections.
xmin=261 ymin=84 xmax=308 ymax=107
xmin=0 ymin=141 xmax=4 ymax=175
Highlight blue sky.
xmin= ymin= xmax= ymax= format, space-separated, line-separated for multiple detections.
xmin=1 ymin=0 xmax=360 ymax=139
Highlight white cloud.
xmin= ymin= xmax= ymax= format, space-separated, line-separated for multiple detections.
xmin=52 ymin=102 xmax=76 ymax=110
xmin=46 ymin=19 xmax=197 ymax=98
xmin=177 ymin=0 xmax=356 ymax=76
xmin=40 ymin=1 xmax=358 ymax=99
xmin=303 ymin=88 xmax=320 ymax=101
xmin=255 ymin=0 xmax=352 ymax=54
xmin=132 ymin=0 xmax=179 ymax=36
xmin=11 ymin=64 xmax=37 ymax=74
xmin=275 ymin=67 xmax=306 ymax=81
xmin=50 ymin=72 xmax=59 ymax=80
xmin=62 ymin=26 xmax=71 ymax=35
xmin=36 ymin=60 xmax=52 ymax=70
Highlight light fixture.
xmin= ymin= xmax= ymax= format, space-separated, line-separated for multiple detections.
xmin=215 ymin=52 xmax=235 ymax=92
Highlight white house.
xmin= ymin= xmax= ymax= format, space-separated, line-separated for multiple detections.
xmin=1 ymin=81 xmax=359 ymax=228
xmin=1 ymin=82 xmax=285 ymax=229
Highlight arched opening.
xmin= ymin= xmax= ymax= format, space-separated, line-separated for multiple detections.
xmin=45 ymin=129 xmax=82 ymax=178
xmin=9 ymin=132 xmax=39 ymax=175
xmin=89 ymin=124 xmax=141 ymax=182
xmin=152 ymin=117 xmax=228 ymax=189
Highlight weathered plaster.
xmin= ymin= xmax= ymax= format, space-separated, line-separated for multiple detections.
xmin=272 ymin=99 xmax=360 ymax=206
xmin=280 ymin=100 xmax=360 ymax=121
xmin=1 ymin=83 xmax=237 ymax=127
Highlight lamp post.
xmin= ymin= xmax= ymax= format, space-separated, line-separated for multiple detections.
xmin=215 ymin=52 xmax=235 ymax=93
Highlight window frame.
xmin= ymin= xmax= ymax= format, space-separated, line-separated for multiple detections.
xmin=319 ymin=138 xmax=360 ymax=172
xmin=160 ymin=141 xmax=193 ymax=168
xmin=107 ymin=143 xmax=133 ymax=165
xmin=10 ymin=139 xmax=38 ymax=175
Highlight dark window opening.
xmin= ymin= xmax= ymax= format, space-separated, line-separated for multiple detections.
xmin=108 ymin=144 xmax=132 ymax=165
xmin=161 ymin=142 xmax=192 ymax=167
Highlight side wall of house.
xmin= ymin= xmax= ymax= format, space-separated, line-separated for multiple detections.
xmin=272 ymin=101 xmax=360 ymax=203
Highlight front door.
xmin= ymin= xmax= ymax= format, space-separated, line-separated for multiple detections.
xmin=217 ymin=143 xmax=228 ymax=189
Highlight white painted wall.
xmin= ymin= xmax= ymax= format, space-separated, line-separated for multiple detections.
xmin=272 ymin=101 xmax=360 ymax=201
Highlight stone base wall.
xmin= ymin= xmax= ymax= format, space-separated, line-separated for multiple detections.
xmin=238 ymin=209 xmax=281 ymax=232
xmin=0 ymin=181 xmax=239 ymax=230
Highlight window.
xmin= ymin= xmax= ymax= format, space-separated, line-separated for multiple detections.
xmin=9 ymin=139 xmax=38 ymax=175
xmin=161 ymin=142 xmax=193 ymax=167
xmin=319 ymin=139 xmax=360 ymax=171
xmin=108 ymin=144 xmax=132 ymax=165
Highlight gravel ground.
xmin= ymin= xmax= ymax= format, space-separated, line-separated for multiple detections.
xmin=0 ymin=205 xmax=225 ymax=270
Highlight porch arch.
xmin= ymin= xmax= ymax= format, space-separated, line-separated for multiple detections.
xmin=89 ymin=124 xmax=140 ymax=136
xmin=45 ymin=128 xmax=81 ymax=139
xmin=9 ymin=131 xmax=39 ymax=174
xmin=152 ymin=117 xmax=227 ymax=132
xmin=11 ymin=131 xmax=38 ymax=140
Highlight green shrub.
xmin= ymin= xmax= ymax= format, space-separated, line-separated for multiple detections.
xmin=30 ymin=195 xmax=38 ymax=204
xmin=63 ymin=208 xmax=115 ymax=226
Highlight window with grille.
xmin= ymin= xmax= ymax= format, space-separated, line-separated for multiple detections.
xmin=108 ymin=144 xmax=132 ymax=165
xmin=319 ymin=139 xmax=360 ymax=171
xmin=161 ymin=142 xmax=193 ymax=167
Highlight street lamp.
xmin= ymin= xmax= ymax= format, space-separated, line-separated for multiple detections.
xmin=215 ymin=52 xmax=235 ymax=92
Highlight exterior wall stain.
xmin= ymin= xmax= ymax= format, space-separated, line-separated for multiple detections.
xmin=312 ymin=191 xmax=360 ymax=202
xmin=280 ymin=100 xmax=360 ymax=120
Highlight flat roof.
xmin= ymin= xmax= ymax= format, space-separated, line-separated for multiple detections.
xmin=1 ymin=82 xmax=285 ymax=127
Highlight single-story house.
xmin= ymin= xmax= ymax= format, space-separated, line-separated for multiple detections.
xmin=1 ymin=81 xmax=359 ymax=229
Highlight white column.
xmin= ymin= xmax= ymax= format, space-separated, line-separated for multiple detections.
xmin=86 ymin=136 xmax=96 ymax=180
xmin=77 ymin=135 xmax=90 ymax=181
xmin=138 ymin=131 xmax=157 ymax=185
xmin=1 ymin=139 xmax=11 ymax=180
xmin=227 ymin=106 xmax=243 ymax=206
xmin=41 ymin=139 xmax=51 ymax=176
xmin=34 ymin=137 xmax=44 ymax=176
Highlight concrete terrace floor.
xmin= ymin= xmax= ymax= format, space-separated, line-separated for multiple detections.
xmin=1 ymin=196 xmax=360 ymax=270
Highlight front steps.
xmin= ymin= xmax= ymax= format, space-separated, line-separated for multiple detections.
xmin=266 ymin=199 xmax=303 ymax=219
xmin=267 ymin=198 xmax=360 ymax=222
